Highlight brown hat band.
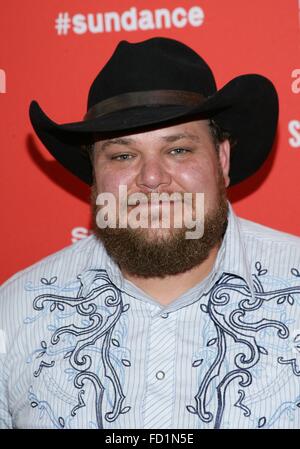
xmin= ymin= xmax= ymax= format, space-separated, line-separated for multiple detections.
xmin=84 ymin=89 xmax=205 ymax=121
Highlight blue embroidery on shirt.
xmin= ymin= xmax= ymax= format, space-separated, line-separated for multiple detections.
xmin=27 ymin=263 xmax=300 ymax=428
xmin=187 ymin=267 xmax=300 ymax=428
xmin=30 ymin=269 xmax=131 ymax=428
xmin=277 ymin=357 xmax=300 ymax=376
xmin=261 ymin=396 xmax=300 ymax=428
xmin=34 ymin=360 xmax=55 ymax=377
xmin=28 ymin=386 xmax=65 ymax=429
xmin=234 ymin=389 xmax=251 ymax=417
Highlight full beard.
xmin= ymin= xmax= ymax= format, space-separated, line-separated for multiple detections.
xmin=90 ymin=167 xmax=228 ymax=278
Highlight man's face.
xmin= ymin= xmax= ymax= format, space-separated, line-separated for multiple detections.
xmin=91 ymin=118 xmax=230 ymax=278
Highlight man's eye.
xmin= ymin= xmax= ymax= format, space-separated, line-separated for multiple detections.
xmin=111 ymin=154 xmax=134 ymax=161
xmin=170 ymin=148 xmax=190 ymax=156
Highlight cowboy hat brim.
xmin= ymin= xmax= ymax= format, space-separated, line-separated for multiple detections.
xmin=29 ymin=74 xmax=278 ymax=186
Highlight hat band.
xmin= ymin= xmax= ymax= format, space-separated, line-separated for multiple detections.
xmin=84 ymin=89 xmax=205 ymax=121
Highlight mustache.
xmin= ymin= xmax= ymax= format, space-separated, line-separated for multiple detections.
xmin=124 ymin=191 xmax=196 ymax=204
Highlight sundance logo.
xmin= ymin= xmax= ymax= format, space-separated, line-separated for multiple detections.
xmin=0 ymin=69 xmax=6 ymax=93
xmin=288 ymin=120 xmax=300 ymax=148
xmin=71 ymin=227 xmax=92 ymax=243
xmin=55 ymin=5 xmax=205 ymax=35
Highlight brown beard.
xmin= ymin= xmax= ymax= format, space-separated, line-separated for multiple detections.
xmin=90 ymin=164 xmax=228 ymax=278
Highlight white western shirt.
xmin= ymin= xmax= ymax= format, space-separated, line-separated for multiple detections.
xmin=0 ymin=203 xmax=300 ymax=429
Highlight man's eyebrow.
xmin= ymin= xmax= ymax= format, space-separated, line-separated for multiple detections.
xmin=100 ymin=138 xmax=135 ymax=151
xmin=99 ymin=133 xmax=200 ymax=151
xmin=160 ymin=133 xmax=200 ymax=143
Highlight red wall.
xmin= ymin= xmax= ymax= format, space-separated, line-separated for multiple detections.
xmin=0 ymin=0 xmax=299 ymax=284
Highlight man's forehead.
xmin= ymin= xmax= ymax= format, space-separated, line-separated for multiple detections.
xmin=94 ymin=118 xmax=210 ymax=149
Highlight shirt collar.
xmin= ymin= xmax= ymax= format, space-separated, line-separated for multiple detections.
xmin=215 ymin=202 xmax=254 ymax=284
xmin=83 ymin=201 xmax=256 ymax=308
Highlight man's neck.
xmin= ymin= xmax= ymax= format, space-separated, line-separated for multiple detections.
xmin=120 ymin=243 xmax=221 ymax=306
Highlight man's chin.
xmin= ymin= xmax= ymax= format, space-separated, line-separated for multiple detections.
xmin=91 ymin=210 xmax=227 ymax=278
xmin=118 ymin=223 xmax=182 ymax=241
xmin=90 ymin=173 xmax=228 ymax=277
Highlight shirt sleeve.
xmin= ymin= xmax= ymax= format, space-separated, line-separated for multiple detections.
xmin=0 ymin=352 xmax=12 ymax=428
xmin=0 ymin=279 xmax=14 ymax=429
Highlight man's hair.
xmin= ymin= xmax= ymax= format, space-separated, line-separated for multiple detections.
xmin=208 ymin=118 xmax=234 ymax=150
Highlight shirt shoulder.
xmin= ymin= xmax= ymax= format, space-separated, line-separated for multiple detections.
xmin=2 ymin=235 xmax=101 ymax=289
xmin=236 ymin=216 xmax=300 ymax=274
xmin=238 ymin=216 xmax=300 ymax=247
xmin=0 ymin=234 xmax=108 ymax=342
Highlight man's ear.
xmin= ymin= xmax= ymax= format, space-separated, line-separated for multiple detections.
xmin=218 ymin=139 xmax=231 ymax=187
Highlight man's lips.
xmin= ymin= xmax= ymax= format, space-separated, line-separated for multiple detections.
xmin=127 ymin=199 xmax=183 ymax=206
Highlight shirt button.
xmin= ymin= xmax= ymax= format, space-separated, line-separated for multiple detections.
xmin=156 ymin=370 xmax=165 ymax=380
xmin=161 ymin=313 xmax=169 ymax=319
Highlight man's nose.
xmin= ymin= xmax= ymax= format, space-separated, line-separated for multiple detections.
xmin=136 ymin=156 xmax=172 ymax=192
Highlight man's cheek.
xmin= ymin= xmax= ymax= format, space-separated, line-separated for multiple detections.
xmin=178 ymin=167 xmax=207 ymax=193
xmin=95 ymin=171 xmax=125 ymax=194
xmin=179 ymin=157 xmax=210 ymax=177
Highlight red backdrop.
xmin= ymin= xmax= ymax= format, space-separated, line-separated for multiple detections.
xmin=0 ymin=0 xmax=299 ymax=285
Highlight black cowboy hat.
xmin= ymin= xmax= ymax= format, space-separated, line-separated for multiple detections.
xmin=29 ymin=37 xmax=278 ymax=186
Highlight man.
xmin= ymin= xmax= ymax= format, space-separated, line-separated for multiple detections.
xmin=1 ymin=37 xmax=300 ymax=429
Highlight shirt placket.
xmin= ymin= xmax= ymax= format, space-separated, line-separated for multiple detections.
xmin=142 ymin=309 xmax=177 ymax=429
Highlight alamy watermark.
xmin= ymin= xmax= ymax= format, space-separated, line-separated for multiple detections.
xmin=95 ymin=185 xmax=204 ymax=239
